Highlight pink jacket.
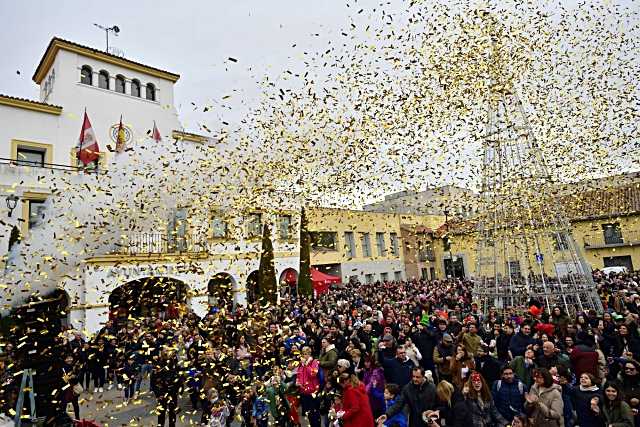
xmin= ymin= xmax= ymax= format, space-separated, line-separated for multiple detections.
xmin=296 ymin=358 xmax=320 ymax=395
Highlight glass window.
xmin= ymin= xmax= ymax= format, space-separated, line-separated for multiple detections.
xmin=80 ymin=66 xmax=92 ymax=85
xmin=16 ymin=147 xmax=45 ymax=167
xmin=131 ymin=79 xmax=141 ymax=97
xmin=344 ymin=231 xmax=356 ymax=258
xmin=394 ymin=271 xmax=402 ymax=282
xmin=246 ymin=213 xmax=262 ymax=239
xmin=28 ymin=200 xmax=46 ymax=229
xmin=361 ymin=233 xmax=372 ymax=257
xmin=390 ymin=232 xmax=399 ymax=256
xmin=553 ymin=231 xmax=570 ymax=251
xmin=506 ymin=260 xmax=521 ymax=279
xmin=168 ymin=208 xmax=188 ymax=251
xmin=98 ymin=70 xmax=109 ymax=89
xmin=115 ymin=75 xmax=125 ymax=93
xmin=146 ymin=83 xmax=156 ymax=101
xmin=381 ymin=272 xmax=389 ymax=282
xmin=376 ymin=232 xmax=386 ymax=256
xmin=278 ymin=215 xmax=292 ymax=240
xmin=310 ymin=231 xmax=337 ymax=251
xmin=211 ymin=213 xmax=227 ymax=238
xmin=365 ymin=273 xmax=374 ymax=284
xmin=602 ymin=223 xmax=623 ymax=245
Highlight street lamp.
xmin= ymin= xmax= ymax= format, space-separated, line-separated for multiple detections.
xmin=5 ymin=195 xmax=18 ymax=217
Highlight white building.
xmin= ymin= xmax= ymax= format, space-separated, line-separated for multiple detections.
xmin=0 ymin=38 xmax=300 ymax=334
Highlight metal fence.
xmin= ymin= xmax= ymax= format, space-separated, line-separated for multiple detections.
xmin=116 ymin=233 xmax=208 ymax=255
xmin=583 ymin=230 xmax=640 ymax=248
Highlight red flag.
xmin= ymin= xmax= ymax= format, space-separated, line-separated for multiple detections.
xmin=115 ymin=115 xmax=126 ymax=153
xmin=152 ymin=121 xmax=162 ymax=142
xmin=77 ymin=111 xmax=100 ymax=166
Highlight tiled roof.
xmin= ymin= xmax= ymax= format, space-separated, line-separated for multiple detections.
xmin=561 ymin=183 xmax=640 ymax=220
xmin=444 ymin=182 xmax=640 ymax=235
xmin=33 ymin=37 xmax=180 ymax=83
xmin=0 ymin=93 xmax=62 ymax=114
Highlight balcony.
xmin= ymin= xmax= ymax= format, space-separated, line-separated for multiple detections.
xmin=0 ymin=157 xmax=97 ymax=173
xmin=418 ymin=249 xmax=436 ymax=262
xmin=583 ymin=230 xmax=640 ymax=249
xmin=114 ymin=233 xmax=208 ymax=255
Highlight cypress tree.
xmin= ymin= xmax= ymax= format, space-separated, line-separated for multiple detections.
xmin=258 ymin=222 xmax=278 ymax=304
xmin=298 ymin=207 xmax=313 ymax=297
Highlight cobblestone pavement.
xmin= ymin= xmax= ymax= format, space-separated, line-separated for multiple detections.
xmin=72 ymin=379 xmax=309 ymax=426
xmin=73 ymin=379 xmax=208 ymax=426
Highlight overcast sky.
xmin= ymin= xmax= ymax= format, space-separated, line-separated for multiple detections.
xmin=0 ymin=0 xmax=385 ymax=133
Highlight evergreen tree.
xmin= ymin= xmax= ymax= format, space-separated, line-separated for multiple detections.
xmin=258 ymin=222 xmax=278 ymax=304
xmin=298 ymin=207 xmax=313 ymax=297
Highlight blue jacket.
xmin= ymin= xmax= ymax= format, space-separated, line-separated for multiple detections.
xmin=252 ymin=396 xmax=270 ymax=420
xmin=491 ymin=379 xmax=527 ymax=421
xmin=561 ymin=384 xmax=575 ymax=427
xmin=384 ymin=398 xmax=408 ymax=427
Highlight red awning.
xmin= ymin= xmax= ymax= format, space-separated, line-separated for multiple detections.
xmin=311 ymin=268 xmax=341 ymax=295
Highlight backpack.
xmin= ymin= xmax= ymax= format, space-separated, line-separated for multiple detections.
xmin=495 ymin=379 xmax=525 ymax=394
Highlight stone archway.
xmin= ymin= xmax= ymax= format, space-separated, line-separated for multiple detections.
xmin=208 ymin=272 xmax=235 ymax=310
xmin=246 ymin=270 xmax=260 ymax=305
xmin=109 ymin=276 xmax=188 ymax=325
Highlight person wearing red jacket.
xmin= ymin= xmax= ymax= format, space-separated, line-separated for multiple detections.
xmin=338 ymin=374 xmax=375 ymax=427
xmin=296 ymin=346 xmax=321 ymax=427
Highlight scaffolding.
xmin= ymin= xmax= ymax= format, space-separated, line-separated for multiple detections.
xmin=472 ymin=87 xmax=603 ymax=315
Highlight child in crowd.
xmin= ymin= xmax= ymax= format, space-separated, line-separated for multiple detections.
xmin=381 ymin=383 xmax=407 ymax=427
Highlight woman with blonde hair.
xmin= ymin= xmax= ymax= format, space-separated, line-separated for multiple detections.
xmin=428 ymin=380 xmax=462 ymax=427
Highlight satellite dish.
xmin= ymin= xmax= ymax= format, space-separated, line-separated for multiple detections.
xmin=112 ymin=25 xmax=120 ymax=34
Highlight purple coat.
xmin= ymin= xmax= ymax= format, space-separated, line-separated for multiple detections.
xmin=363 ymin=367 xmax=385 ymax=416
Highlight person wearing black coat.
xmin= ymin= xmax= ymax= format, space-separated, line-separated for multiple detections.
xmin=412 ymin=323 xmax=439 ymax=374
xmin=151 ymin=350 xmax=183 ymax=427
xmin=379 ymin=346 xmax=414 ymax=387
xmin=496 ymin=324 xmax=514 ymax=362
xmin=378 ymin=366 xmax=437 ymax=427
xmin=474 ymin=346 xmax=502 ymax=385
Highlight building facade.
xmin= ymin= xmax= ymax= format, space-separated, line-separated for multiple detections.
xmin=435 ymin=179 xmax=640 ymax=279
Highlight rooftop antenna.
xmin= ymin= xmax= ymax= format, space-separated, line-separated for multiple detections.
xmin=93 ymin=23 xmax=120 ymax=52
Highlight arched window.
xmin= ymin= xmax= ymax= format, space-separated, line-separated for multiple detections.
xmin=80 ymin=66 xmax=92 ymax=85
xmin=145 ymin=83 xmax=156 ymax=101
xmin=131 ymin=79 xmax=141 ymax=97
xmin=98 ymin=70 xmax=110 ymax=89
xmin=115 ymin=75 xmax=125 ymax=93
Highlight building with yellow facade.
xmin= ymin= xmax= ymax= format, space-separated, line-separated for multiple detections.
xmin=436 ymin=175 xmax=640 ymax=279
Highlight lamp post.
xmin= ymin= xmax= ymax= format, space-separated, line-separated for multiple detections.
xmin=444 ymin=209 xmax=455 ymax=279
xmin=5 ymin=195 xmax=18 ymax=217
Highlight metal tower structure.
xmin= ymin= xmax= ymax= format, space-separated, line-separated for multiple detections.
xmin=472 ymin=86 xmax=603 ymax=315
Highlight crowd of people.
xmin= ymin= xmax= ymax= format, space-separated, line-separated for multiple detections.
xmin=3 ymin=268 xmax=640 ymax=427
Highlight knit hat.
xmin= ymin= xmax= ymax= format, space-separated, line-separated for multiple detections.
xmin=337 ymin=359 xmax=351 ymax=369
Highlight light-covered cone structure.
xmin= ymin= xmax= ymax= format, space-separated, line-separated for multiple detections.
xmin=473 ymin=88 xmax=602 ymax=315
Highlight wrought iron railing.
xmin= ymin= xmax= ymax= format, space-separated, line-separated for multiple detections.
xmin=583 ymin=230 xmax=640 ymax=248
xmin=0 ymin=157 xmax=102 ymax=173
xmin=115 ymin=233 xmax=208 ymax=255
xmin=418 ymin=249 xmax=436 ymax=262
